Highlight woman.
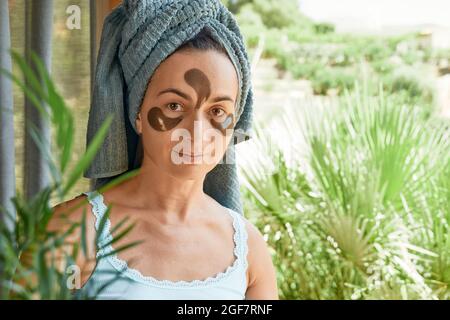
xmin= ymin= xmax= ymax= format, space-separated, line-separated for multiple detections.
xmin=52 ymin=0 xmax=278 ymax=300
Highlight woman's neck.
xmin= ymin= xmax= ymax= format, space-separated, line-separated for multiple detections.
xmin=114 ymin=156 xmax=208 ymax=224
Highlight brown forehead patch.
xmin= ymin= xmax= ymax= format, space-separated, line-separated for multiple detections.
xmin=184 ymin=68 xmax=211 ymax=109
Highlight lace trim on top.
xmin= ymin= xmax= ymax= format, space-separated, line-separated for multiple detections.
xmin=83 ymin=190 xmax=248 ymax=288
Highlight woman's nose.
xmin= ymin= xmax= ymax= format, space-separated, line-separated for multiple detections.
xmin=185 ymin=110 xmax=213 ymax=140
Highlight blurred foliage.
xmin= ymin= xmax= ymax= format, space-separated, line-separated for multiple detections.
xmin=239 ymin=82 xmax=450 ymax=300
xmin=246 ymin=0 xmax=303 ymax=29
xmin=381 ymin=65 xmax=437 ymax=106
xmin=226 ymin=0 xmax=448 ymax=109
xmin=0 ymin=52 xmax=140 ymax=299
xmin=228 ymin=0 xmax=449 ymax=300
xmin=313 ymin=23 xmax=335 ymax=35
xmin=310 ymin=67 xmax=356 ymax=95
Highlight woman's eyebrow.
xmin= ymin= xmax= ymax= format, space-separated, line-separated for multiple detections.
xmin=211 ymin=95 xmax=235 ymax=103
xmin=157 ymin=88 xmax=192 ymax=101
xmin=157 ymin=88 xmax=235 ymax=104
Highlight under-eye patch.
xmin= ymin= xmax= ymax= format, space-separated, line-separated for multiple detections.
xmin=210 ymin=114 xmax=235 ymax=135
xmin=147 ymin=107 xmax=183 ymax=131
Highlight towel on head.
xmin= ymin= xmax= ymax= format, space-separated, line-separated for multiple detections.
xmin=84 ymin=0 xmax=254 ymax=214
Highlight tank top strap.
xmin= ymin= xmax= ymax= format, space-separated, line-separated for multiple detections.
xmin=225 ymin=208 xmax=249 ymax=271
xmin=82 ymin=190 xmax=114 ymax=257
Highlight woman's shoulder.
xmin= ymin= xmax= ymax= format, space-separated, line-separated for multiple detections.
xmin=202 ymin=197 xmax=268 ymax=262
xmin=47 ymin=193 xmax=98 ymax=272
xmin=214 ymin=204 xmax=264 ymax=247
xmin=238 ymin=215 xmax=267 ymax=258
xmin=50 ymin=193 xmax=92 ymax=230
xmin=238 ymin=214 xmax=278 ymax=299
xmin=49 ymin=193 xmax=98 ymax=256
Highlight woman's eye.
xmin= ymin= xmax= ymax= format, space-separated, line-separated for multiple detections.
xmin=210 ymin=107 xmax=225 ymax=117
xmin=166 ymin=103 xmax=183 ymax=112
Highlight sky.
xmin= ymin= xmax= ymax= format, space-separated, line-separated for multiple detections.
xmin=299 ymin=0 xmax=450 ymax=31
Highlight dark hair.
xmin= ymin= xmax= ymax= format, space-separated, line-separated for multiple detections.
xmin=177 ymin=27 xmax=228 ymax=56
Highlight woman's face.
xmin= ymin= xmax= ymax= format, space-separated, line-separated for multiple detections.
xmin=135 ymin=49 xmax=239 ymax=180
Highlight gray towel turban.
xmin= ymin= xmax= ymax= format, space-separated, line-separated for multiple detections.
xmin=83 ymin=0 xmax=254 ymax=214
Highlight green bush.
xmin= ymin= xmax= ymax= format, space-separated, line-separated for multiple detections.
xmin=311 ymin=67 xmax=356 ymax=95
xmin=371 ymin=59 xmax=397 ymax=75
xmin=251 ymin=0 xmax=303 ymax=29
xmin=239 ymin=83 xmax=450 ymax=299
xmin=313 ymin=23 xmax=335 ymax=35
xmin=362 ymin=39 xmax=394 ymax=62
xmin=222 ymin=0 xmax=253 ymax=14
xmin=401 ymin=50 xmax=425 ymax=65
xmin=262 ymin=28 xmax=291 ymax=60
xmin=235 ymin=3 xmax=267 ymax=48
xmin=382 ymin=66 xmax=436 ymax=105
xmin=291 ymin=61 xmax=322 ymax=79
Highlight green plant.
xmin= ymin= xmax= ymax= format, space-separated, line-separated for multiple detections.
xmin=221 ymin=0 xmax=253 ymax=14
xmin=313 ymin=23 xmax=335 ymax=35
xmin=400 ymin=50 xmax=424 ymax=66
xmin=235 ymin=3 xmax=267 ymax=48
xmin=311 ymin=67 xmax=356 ymax=95
xmin=239 ymin=80 xmax=450 ymax=299
xmin=371 ymin=59 xmax=396 ymax=75
xmin=290 ymin=61 xmax=321 ymax=80
xmin=250 ymin=0 xmax=303 ymax=29
xmin=0 ymin=51 xmax=140 ymax=299
xmin=362 ymin=39 xmax=394 ymax=62
xmin=381 ymin=65 xmax=436 ymax=105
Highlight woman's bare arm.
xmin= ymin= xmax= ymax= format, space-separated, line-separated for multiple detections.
xmin=244 ymin=219 xmax=279 ymax=300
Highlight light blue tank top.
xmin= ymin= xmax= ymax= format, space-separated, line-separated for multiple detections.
xmin=77 ymin=190 xmax=249 ymax=300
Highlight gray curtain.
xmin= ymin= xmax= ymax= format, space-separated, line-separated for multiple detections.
xmin=0 ymin=0 xmax=15 ymax=231
xmin=23 ymin=0 xmax=53 ymax=200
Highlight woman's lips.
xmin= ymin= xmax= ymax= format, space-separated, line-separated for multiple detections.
xmin=178 ymin=152 xmax=203 ymax=157
xmin=171 ymin=150 xmax=205 ymax=161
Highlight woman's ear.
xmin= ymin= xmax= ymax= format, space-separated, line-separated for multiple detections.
xmin=135 ymin=112 xmax=142 ymax=135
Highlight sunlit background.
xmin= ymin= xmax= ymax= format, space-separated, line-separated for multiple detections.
xmin=5 ymin=0 xmax=450 ymax=299
xmin=301 ymin=0 xmax=450 ymax=31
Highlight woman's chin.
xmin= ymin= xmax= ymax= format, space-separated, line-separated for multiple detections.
xmin=165 ymin=166 xmax=206 ymax=181
xmin=166 ymin=157 xmax=219 ymax=178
